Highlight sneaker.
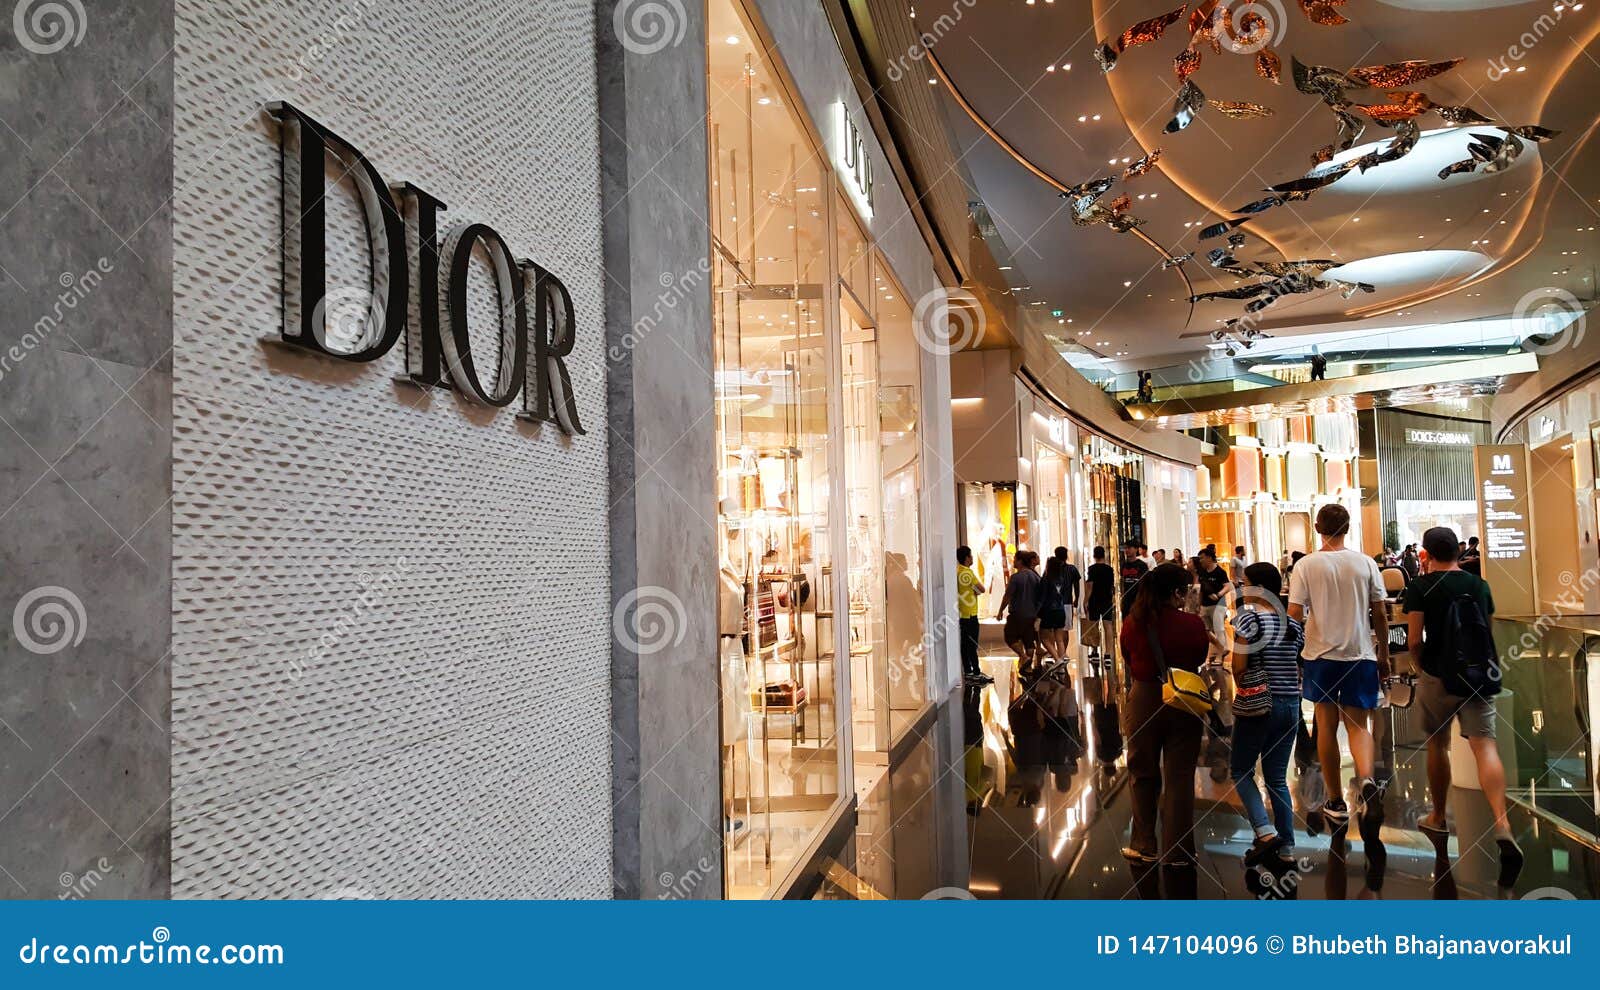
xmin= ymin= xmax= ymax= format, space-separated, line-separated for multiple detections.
xmin=1321 ymin=799 xmax=1350 ymax=830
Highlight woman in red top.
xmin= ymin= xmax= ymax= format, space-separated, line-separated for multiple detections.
xmin=1119 ymin=562 xmax=1208 ymax=896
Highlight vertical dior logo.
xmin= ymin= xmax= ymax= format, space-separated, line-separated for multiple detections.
xmin=266 ymin=101 xmax=583 ymax=435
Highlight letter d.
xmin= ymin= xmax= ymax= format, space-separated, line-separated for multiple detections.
xmin=1098 ymin=936 xmax=1120 ymax=954
xmin=19 ymin=938 xmax=36 ymax=963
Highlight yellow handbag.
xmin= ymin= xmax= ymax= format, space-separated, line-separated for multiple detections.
xmin=1145 ymin=624 xmax=1213 ymax=717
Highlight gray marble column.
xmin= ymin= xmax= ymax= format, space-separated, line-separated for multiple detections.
xmin=0 ymin=2 xmax=174 ymax=899
xmin=596 ymin=0 xmax=721 ymax=899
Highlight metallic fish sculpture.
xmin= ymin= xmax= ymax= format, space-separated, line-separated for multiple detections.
xmin=1122 ymin=148 xmax=1164 ymax=180
xmin=1437 ymin=131 xmax=1525 ymax=180
xmin=1349 ymin=58 xmax=1462 ymax=89
xmin=1096 ymin=4 xmax=1187 ymax=72
xmin=1358 ymin=90 xmax=1433 ymax=124
xmin=1199 ymin=217 xmax=1252 ymax=240
xmin=1163 ymin=251 xmax=1196 ymax=270
xmin=1299 ymin=0 xmax=1351 ymax=27
xmin=1059 ymin=176 xmax=1146 ymax=233
xmin=1209 ymin=99 xmax=1275 ymax=119
xmin=1165 ymin=78 xmax=1206 ymax=133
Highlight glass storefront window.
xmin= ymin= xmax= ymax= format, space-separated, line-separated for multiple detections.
xmin=708 ymin=0 xmax=927 ymax=896
xmin=709 ymin=0 xmax=840 ymax=898
xmin=843 ymin=264 xmax=926 ymax=755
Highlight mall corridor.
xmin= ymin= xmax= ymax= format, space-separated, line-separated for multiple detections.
xmin=956 ymin=632 xmax=1598 ymax=901
xmin=5 ymin=0 xmax=1600 ymax=910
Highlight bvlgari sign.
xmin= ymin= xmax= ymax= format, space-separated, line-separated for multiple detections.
xmin=266 ymin=101 xmax=583 ymax=435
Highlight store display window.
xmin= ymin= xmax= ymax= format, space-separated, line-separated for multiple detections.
xmin=707 ymin=0 xmax=928 ymax=895
xmin=709 ymin=0 xmax=840 ymax=897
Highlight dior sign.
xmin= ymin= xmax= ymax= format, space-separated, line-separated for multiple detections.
xmin=266 ymin=101 xmax=584 ymax=434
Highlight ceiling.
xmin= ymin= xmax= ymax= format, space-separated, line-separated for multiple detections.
xmin=929 ymin=0 xmax=1600 ymax=373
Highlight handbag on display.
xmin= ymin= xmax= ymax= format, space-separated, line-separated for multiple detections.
xmin=762 ymin=680 xmax=806 ymax=707
xmin=1146 ymin=623 xmax=1213 ymax=718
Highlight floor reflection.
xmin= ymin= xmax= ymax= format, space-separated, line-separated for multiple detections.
xmin=958 ymin=641 xmax=1600 ymax=900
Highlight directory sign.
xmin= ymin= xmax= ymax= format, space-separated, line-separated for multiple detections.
xmin=1474 ymin=444 xmax=1535 ymax=615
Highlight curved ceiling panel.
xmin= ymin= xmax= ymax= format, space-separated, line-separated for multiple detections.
xmin=1325 ymin=250 xmax=1495 ymax=289
xmin=1320 ymin=128 xmax=1542 ymax=197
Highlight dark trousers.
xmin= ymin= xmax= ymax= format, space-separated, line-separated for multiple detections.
xmin=1125 ymin=680 xmax=1204 ymax=864
xmin=959 ymin=616 xmax=981 ymax=676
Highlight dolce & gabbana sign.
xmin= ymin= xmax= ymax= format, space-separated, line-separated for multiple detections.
xmin=265 ymin=101 xmax=583 ymax=435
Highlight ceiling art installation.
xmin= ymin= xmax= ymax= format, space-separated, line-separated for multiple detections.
xmin=1094 ymin=5 xmax=1186 ymax=72
xmin=1079 ymin=6 xmax=1566 ymax=338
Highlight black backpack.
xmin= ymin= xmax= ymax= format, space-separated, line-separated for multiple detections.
xmin=1437 ymin=590 xmax=1500 ymax=698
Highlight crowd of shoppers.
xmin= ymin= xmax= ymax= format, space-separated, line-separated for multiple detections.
xmin=957 ymin=501 xmax=1523 ymax=900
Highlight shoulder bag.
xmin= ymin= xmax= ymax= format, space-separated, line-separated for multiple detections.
xmin=1145 ymin=619 xmax=1212 ymax=718
xmin=1231 ymin=609 xmax=1272 ymax=719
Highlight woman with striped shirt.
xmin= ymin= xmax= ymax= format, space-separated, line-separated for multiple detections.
xmin=1229 ymin=562 xmax=1305 ymax=864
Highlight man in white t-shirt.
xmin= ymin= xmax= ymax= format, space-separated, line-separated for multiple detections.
xmin=1287 ymin=503 xmax=1392 ymax=836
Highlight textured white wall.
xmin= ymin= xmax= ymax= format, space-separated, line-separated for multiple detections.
xmin=171 ymin=0 xmax=610 ymax=897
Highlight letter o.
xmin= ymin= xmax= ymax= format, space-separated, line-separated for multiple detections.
xmin=440 ymin=223 xmax=528 ymax=407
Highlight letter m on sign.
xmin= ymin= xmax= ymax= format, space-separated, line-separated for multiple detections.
xmin=1493 ymin=454 xmax=1512 ymax=473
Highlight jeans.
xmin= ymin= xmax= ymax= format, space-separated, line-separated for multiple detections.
xmin=1125 ymin=680 xmax=1203 ymax=864
xmin=1230 ymin=695 xmax=1300 ymax=850
xmin=959 ymin=616 xmax=981 ymax=676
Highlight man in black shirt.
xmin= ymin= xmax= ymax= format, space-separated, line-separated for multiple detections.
xmin=1053 ymin=546 xmax=1081 ymax=610
xmin=1083 ymin=546 xmax=1116 ymax=662
xmin=1403 ymin=525 xmax=1521 ymax=890
xmin=1196 ymin=548 xmax=1230 ymax=663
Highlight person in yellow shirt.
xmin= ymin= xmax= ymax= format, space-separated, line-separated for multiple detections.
xmin=957 ymin=546 xmax=991 ymax=684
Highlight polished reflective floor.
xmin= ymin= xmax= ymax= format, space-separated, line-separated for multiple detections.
xmin=957 ymin=618 xmax=1600 ymax=900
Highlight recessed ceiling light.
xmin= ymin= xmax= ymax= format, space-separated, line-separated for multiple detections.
xmin=757 ymin=97 xmax=771 ymax=105
xmin=1352 ymin=216 xmax=1361 ymax=222
xmin=1046 ymin=65 xmax=1055 ymax=72
xmin=725 ymin=35 xmax=740 ymax=44
xmin=1123 ymin=280 xmax=1132 ymax=287
xmin=1079 ymin=115 xmax=1088 ymax=122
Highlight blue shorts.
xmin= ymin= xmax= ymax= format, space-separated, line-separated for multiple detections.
xmin=1302 ymin=658 xmax=1381 ymax=709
